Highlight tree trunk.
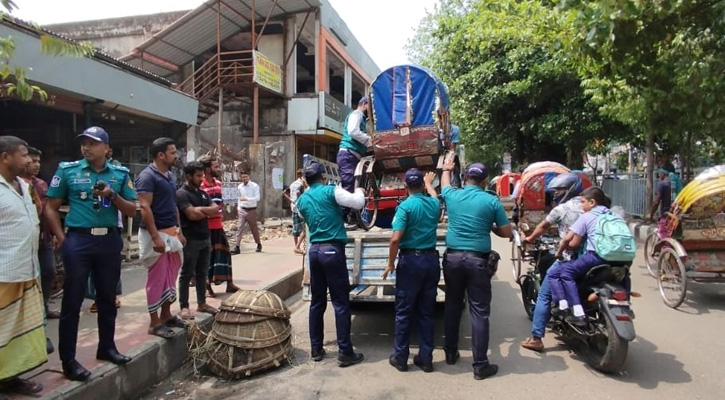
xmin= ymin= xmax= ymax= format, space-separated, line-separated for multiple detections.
xmin=646 ymin=130 xmax=655 ymax=215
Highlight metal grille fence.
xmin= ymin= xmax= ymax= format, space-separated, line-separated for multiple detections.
xmin=602 ymin=178 xmax=648 ymax=217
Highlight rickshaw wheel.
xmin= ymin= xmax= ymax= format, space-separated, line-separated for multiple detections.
xmin=657 ymin=247 xmax=687 ymax=309
xmin=354 ymin=161 xmax=379 ymax=231
xmin=644 ymin=230 xmax=661 ymax=278
xmin=511 ymin=240 xmax=523 ymax=281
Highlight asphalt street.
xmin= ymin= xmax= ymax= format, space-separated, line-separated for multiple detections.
xmin=170 ymin=235 xmax=725 ymax=400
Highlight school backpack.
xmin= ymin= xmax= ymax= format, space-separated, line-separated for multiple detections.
xmin=591 ymin=210 xmax=637 ymax=262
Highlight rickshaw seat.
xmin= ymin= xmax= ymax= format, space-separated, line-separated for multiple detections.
xmin=580 ymin=263 xmax=630 ymax=286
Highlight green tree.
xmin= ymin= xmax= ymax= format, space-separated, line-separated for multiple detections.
xmin=407 ymin=0 xmax=632 ymax=171
xmin=1 ymin=0 xmax=93 ymax=101
xmin=556 ymin=0 xmax=725 ymax=208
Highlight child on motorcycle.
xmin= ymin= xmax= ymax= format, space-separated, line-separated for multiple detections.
xmin=548 ymin=187 xmax=613 ymax=326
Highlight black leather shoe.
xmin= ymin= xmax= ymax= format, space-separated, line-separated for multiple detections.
xmin=256 ymin=243 xmax=262 ymax=252
xmin=473 ymin=364 xmax=498 ymax=380
xmin=62 ymin=360 xmax=91 ymax=381
xmin=231 ymin=246 xmax=241 ymax=255
xmin=445 ymin=350 xmax=460 ymax=365
xmin=388 ymin=355 xmax=408 ymax=372
xmin=311 ymin=348 xmax=326 ymax=362
xmin=338 ymin=352 xmax=364 ymax=368
xmin=413 ymin=355 xmax=433 ymax=373
xmin=96 ymin=349 xmax=132 ymax=365
xmin=46 ymin=337 xmax=55 ymax=355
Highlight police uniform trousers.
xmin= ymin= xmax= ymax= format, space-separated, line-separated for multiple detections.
xmin=443 ymin=250 xmax=495 ymax=368
xmin=393 ymin=250 xmax=440 ymax=365
xmin=308 ymin=242 xmax=354 ymax=355
xmin=59 ymin=229 xmax=123 ymax=362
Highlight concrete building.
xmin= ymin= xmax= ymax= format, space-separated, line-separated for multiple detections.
xmin=0 ymin=17 xmax=197 ymax=181
xmin=41 ymin=0 xmax=380 ymax=218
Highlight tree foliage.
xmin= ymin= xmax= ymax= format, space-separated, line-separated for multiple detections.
xmin=408 ymin=0 xmax=632 ymax=171
xmin=1 ymin=1 xmax=94 ymax=101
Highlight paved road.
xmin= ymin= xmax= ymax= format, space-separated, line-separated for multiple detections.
xmin=181 ymin=236 xmax=725 ymax=400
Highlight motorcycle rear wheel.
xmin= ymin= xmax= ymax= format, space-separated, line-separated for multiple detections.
xmin=519 ymin=275 xmax=538 ymax=321
xmin=585 ymin=310 xmax=629 ymax=373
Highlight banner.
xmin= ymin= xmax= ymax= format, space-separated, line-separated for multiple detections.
xmin=253 ymin=51 xmax=282 ymax=93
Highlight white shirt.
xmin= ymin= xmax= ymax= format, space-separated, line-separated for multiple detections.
xmin=0 ymin=174 xmax=40 ymax=282
xmin=346 ymin=110 xmax=371 ymax=147
xmin=237 ymin=180 xmax=261 ymax=209
xmin=289 ymin=178 xmax=304 ymax=213
xmin=546 ymin=196 xmax=584 ymax=239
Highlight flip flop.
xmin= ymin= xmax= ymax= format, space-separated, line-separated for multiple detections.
xmin=3 ymin=377 xmax=43 ymax=395
xmin=179 ymin=308 xmax=195 ymax=320
xmin=197 ymin=305 xmax=218 ymax=315
xmin=164 ymin=316 xmax=188 ymax=328
xmin=148 ymin=324 xmax=176 ymax=339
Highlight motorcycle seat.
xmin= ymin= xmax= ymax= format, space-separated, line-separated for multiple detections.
xmin=580 ymin=263 xmax=631 ymax=286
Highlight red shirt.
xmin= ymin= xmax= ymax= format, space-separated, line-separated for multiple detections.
xmin=200 ymin=177 xmax=224 ymax=230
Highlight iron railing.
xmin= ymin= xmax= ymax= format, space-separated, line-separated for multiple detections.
xmin=602 ymin=177 xmax=648 ymax=217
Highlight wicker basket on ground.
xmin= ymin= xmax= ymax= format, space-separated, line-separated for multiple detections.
xmin=204 ymin=289 xmax=293 ymax=378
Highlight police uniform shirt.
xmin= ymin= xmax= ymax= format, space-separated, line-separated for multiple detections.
xmin=296 ymin=183 xmax=347 ymax=244
xmin=392 ymin=193 xmax=439 ymax=249
xmin=46 ymin=159 xmax=137 ymax=228
xmin=442 ymin=185 xmax=509 ymax=253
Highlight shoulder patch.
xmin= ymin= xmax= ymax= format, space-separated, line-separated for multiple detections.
xmin=59 ymin=161 xmax=80 ymax=168
xmin=110 ymin=164 xmax=130 ymax=173
xmin=50 ymin=175 xmax=61 ymax=187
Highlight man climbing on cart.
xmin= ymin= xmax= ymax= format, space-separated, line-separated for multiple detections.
xmin=337 ymin=96 xmax=370 ymax=229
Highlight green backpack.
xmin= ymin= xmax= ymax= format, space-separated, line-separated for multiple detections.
xmin=591 ymin=210 xmax=637 ymax=262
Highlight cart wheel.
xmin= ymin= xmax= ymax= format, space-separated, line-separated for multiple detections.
xmin=354 ymin=161 xmax=379 ymax=231
xmin=644 ymin=231 xmax=660 ymax=278
xmin=658 ymin=247 xmax=687 ymax=309
xmin=511 ymin=240 xmax=523 ymax=281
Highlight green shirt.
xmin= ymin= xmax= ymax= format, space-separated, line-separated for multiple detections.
xmin=340 ymin=110 xmax=368 ymax=155
xmin=392 ymin=193 xmax=440 ymax=249
xmin=296 ymin=183 xmax=347 ymax=244
xmin=46 ymin=159 xmax=138 ymax=228
xmin=442 ymin=185 xmax=509 ymax=253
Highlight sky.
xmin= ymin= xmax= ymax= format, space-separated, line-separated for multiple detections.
xmin=9 ymin=0 xmax=440 ymax=70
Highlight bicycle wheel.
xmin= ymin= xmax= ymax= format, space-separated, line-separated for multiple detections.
xmin=644 ymin=231 xmax=660 ymax=278
xmin=658 ymin=247 xmax=687 ymax=309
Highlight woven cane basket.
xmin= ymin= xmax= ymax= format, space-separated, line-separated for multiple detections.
xmin=206 ymin=334 xmax=293 ymax=378
xmin=211 ymin=318 xmax=291 ymax=349
xmin=215 ymin=310 xmax=272 ymax=324
xmin=219 ymin=290 xmax=291 ymax=319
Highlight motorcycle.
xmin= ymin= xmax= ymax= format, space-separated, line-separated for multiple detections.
xmin=518 ymin=238 xmax=636 ymax=373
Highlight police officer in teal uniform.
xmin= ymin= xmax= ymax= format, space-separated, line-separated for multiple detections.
xmin=295 ymin=161 xmax=366 ymax=367
xmin=440 ymin=159 xmax=512 ymax=380
xmin=382 ymin=169 xmax=440 ymax=373
xmin=45 ymin=127 xmax=138 ymax=381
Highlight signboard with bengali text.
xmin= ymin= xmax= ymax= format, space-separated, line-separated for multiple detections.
xmin=253 ymin=51 xmax=282 ymax=93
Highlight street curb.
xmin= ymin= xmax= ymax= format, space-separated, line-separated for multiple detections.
xmin=40 ymin=268 xmax=303 ymax=400
xmin=628 ymin=221 xmax=656 ymax=243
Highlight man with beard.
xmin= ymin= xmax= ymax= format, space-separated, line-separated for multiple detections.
xmin=176 ymin=162 xmax=220 ymax=320
xmin=0 ymin=136 xmax=46 ymax=398
xmin=198 ymin=155 xmax=240 ymax=296
xmin=136 ymin=138 xmax=186 ymax=339
xmin=46 ymin=127 xmax=138 ymax=381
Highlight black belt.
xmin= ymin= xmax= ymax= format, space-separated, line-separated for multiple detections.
xmin=446 ymin=249 xmax=489 ymax=259
xmin=242 ymin=207 xmax=257 ymax=211
xmin=67 ymin=227 xmax=120 ymax=236
xmin=399 ymin=248 xmax=438 ymax=256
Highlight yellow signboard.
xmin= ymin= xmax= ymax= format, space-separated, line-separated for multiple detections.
xmin=253 ymin=51 xmax=282 ymax=93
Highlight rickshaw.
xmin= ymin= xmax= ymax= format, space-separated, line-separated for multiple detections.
xmin=644 ymin=165 xmax=725 ymax=308
xmin=496 ymin=172 xmax=521 ymax=198
xmin=353 ymin=64 xmax=459 ymax=230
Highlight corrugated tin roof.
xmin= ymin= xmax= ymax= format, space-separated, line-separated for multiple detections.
xmin=123 ymin=0 xmax=319 ymax=79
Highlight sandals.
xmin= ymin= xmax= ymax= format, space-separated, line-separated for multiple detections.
xmin=179 ymin=308 xmax=195 ymax=320
xmin=521 ymin=337 xmax=545 ymax=353
xmin=197 ymin=304 xmax=219 ymax=315
xmin=206 ymin=282 xmax=216 ymax=298
xmin=1 ymin=377 xmax=43 ymax=395
xmin=164 ymin=316 xmax=188 ymax=328
xmin=225 ymin=283 xmax=241 ymax=293
xmin=148 ymin=324 xmax=176 ymax=339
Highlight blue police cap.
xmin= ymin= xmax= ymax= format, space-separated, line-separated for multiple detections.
xmin=404 ymin=168 xmax=424 ymax=186
xmin=77 ymin=126 xmax=109 ymax=144
xmin=465 ymin=162 xmax=487 ymax=179
xmin=304 ymin=161 xmax=324 ymax=179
